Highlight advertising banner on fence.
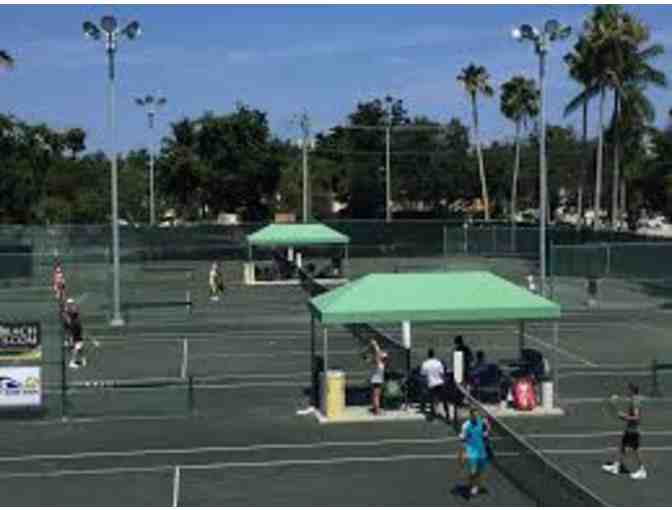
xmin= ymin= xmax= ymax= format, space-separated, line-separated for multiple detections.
xmin=0 ymin=366 xmax=42 ymax=407
xmin=0 ymin=322 xmax=41 ymax=361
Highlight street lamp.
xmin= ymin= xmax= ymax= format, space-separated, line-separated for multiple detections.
xmin=512 ymin=19 xmax=571 ymax=298
xmin=83 ymin=15 xmax=141 ymax=327
xmin=135 ymin=94 xmax=167 ymax=226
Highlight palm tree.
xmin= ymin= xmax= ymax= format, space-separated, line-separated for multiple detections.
xmin=0 ymin=50 xmax=13 ymax=69
xmin=458 ymin=63 xmax=494 ymax=220
xmin=585 ymin=6 xmax=667 ymax=228
xmin=564 ymin=36 xmax=598 ymax=229
xmin=500 ymin=76 xmax=539 ymax=223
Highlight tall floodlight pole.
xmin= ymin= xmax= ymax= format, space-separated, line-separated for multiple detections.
xmin=84 ymin=16 xmax=141 ymax=327
xmin=135 ymin=94 xmax=167 ymax=226
xmin=513 ymin=20 xmax=570 ymax=297
xmin=296 ymin=112 xmax=312 ymax=223
xmin=384 ymin=97 xmax=392 ymax=223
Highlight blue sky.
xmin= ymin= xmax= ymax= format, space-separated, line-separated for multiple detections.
xmin=2 ymin=4 xmax=672 ymax=154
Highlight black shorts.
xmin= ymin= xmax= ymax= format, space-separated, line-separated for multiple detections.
xmin=430 ymin=385 xmax=446 ymax=401
xmin=621 ymin=431 xmax=640 ymax=451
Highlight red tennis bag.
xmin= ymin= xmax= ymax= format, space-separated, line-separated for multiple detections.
xmin=512 ymin=377 xmax=536 ymax=411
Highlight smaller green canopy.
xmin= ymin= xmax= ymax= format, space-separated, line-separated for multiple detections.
xmin=247 ymin=223 xmax=350 ymax=247
xmin=309 ymin=271 xmax=561 ymax=325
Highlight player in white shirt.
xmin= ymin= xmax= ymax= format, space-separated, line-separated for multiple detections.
xmin=420 ymin=348 xmax=449 ymax=420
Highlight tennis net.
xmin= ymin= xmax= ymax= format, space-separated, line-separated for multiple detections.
xmin=455 ymin=385 xmax=608 ymax=507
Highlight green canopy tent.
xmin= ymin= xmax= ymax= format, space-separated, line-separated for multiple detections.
xmin=307 ymin=271 xmax=562 ymax=411
xmin=245 ymin=223 xmax=350 ymax=284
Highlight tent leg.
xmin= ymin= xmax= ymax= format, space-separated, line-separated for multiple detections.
xmin=310 ymin=316 xmax=316 ymax=408
xmin=322 ymin=327 xmax=329 ymax=415
xmin=553 ymin=321 xmax=559 ymax=405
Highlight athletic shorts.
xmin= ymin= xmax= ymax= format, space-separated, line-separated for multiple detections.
xmin=466 ymin=456 xmax=489 ymax=475
xmin=621 ymin=431 xmax=640 ymax=451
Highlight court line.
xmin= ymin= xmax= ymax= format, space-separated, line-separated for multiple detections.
xmin=523 ymin=332 xmax=597 ymax=367
xmin=4 ymin=430 xmax=672 ymax=465
xmin=2 ymin=446 xmax=672 ymax=480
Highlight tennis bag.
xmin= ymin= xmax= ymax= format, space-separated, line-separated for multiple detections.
xmin=511 ymin=377 xmax=536 ymax=411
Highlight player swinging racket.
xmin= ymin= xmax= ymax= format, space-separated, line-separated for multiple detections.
xmin=52 ymin=259 xmax=66 ymax=304
xmin=602 ymin=382 xmax=647 ymax=480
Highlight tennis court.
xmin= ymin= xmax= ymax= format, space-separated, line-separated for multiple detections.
xmin=3 ymin=252 xmax=672 ymax=506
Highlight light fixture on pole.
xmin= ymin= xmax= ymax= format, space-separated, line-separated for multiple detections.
xmin=512 ymin=19 xmax=570 ymax=298
xmin=84 ymin=15 xmax=141 ymax=327
xmin=135 ymin=94 xmax=167 ymax=226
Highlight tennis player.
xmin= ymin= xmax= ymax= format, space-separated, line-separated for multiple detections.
xmin=369 ymin=339 xmax=387 ymax=415
xmin=459 ymin=406 xmax=491 ymax=496
xmin=52 ymin=260 xmax=66 ymax=303
xmin=602 ymin=382 xmax=647 ymax=480
xmin=209 ymin=261 xmax=224 ymax=301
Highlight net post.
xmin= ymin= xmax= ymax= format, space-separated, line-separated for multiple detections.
xmin=181 ymin=338 xmax=189 ymax=380
xmin=60 ymin=307 xmax=68 ymax=421
xmin=187 ymin=375 xmax=194 ymax=414
xmin=172 ymin=465 xmax=181 ymax=507
xmin=652 ymin=359 xmax=659 ymax=397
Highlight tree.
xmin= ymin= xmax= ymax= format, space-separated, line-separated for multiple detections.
xmin=565 ymin=35 xmax=598 ymax=228
xmin=500 ymin=75 xmax=539 ymax=223
xmin=584 ymin=5 xmax=667 ymax=228
xmin=64 ymin=128 xmax=86 ymax=159
xmin=458 ymin=63 xmax=494 ymax=220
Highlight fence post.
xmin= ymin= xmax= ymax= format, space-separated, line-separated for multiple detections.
xmin=442 ymin=225 xmax=448 ymax=269
xmin=605 ymin=243 xmax=611 ymax=276
xmin=463 ymin=222 xmax=468 ymax=255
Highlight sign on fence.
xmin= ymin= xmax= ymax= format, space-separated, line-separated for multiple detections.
xmin=0 ymin=322 xmax=41 ymax=361
xmin=0 ymin=366 xmax=42 ymax=407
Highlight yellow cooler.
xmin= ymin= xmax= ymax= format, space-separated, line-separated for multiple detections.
xmin=321 ymin=370 xmax=345 ymax=418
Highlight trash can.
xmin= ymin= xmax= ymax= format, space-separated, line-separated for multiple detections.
xmin=321 ymin=370 xmax=346 ymax=419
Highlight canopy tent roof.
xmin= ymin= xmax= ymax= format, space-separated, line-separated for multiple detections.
xmin=308 ymin=271 xmax=561 ymax=325
xmin=247 ymin=223 xmax=350 ymax=247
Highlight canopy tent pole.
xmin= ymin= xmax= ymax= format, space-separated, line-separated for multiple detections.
xmin=344 ymin=244 xmax=349 ymax=279
xmin=310 ymin=315 xmax=317 ymax=408
xmin=518 ymin=320 xmax=526 ymax=355
xmin=553 ymin=321 xmax=559 ymax=404
xmin=323 ymin=327 xmax=328 ymax=378
xmin=402 ymin=321 xmax=412 ymax=409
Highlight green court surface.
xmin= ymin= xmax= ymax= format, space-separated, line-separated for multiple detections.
xmin=2 ymin=257 xmax=672 ymax=506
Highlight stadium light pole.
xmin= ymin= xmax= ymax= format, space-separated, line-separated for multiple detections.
xmin=135 ymin=94 xmax=167 ymax=226
xmin=83 ymin=16 xmax=141 ymax=327
xmin=384 ymin=96 xmax=392 ymax=223
xmin=512 ymin=20 xmax=571 ymax=298
xmin=295 ymin=112 xmax=313 ymax=223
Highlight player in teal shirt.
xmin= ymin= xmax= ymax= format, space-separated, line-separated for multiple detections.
xmin=459 ymin=407 xmax=491 ymax=496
